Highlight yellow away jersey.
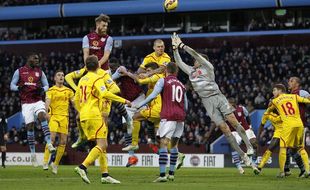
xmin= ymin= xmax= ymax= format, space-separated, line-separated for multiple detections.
xmin=74 ymin=72 xmax=126 ymax=121
xmin=140 ymin=52 xmax=171 ymax=69
xmin=267 ymin=94 xmax=310 ymax=128
xmin=46 ymin=86 xmax=74 ymax=116
xmin=65 ymin=67 xmax=120 ymax=94
xmin=261 ymin=112 xmax=282 ymax=131
xmin=137 ymin=73 xmax=164 ymax=107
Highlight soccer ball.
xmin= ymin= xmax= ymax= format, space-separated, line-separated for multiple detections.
xmin=164 ymin=0 xmax=178 ymax=12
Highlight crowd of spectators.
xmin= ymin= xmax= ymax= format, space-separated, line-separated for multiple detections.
xmin=1 ymin=18 xmax=310 ymax=41
xmin=1 ymin=40 xmax=310 ymax=150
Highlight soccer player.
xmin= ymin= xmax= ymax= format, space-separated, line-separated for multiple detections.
xmin=121 ymin=62 xmax=163 ymax=167
xmin=74 ymin=55 xmax=131 ymax=184
xmin=65 ymin=62 xmax=132 ymax=148
xmin=83 ymin=14 xmax=113 ymax=71
xmin=227 ymin=97 xmax=257 ymax=174
xmin=0 ymin=114 xmax=8 ymax=168
xmin=171 ymin=33 xmax=253 ymax=166
xmin=265 ymin=84 xmax=310 ymax=177
xmin=137 ymin=39 xmax=171 ymax=77
xmin=255 ymin=110 xmax=283 ymax=174
xmin=43 ymin=70 xmax=75 ymax=174
xmin=10 ymin=52 xmax=56 ymax=167
xmin=135 ymin=62 xmax=187 ymax=182
xmin=284 ymin=76 xmax=310 ymax=174
xmin=110 ymin=59 xmax=146 ymax=166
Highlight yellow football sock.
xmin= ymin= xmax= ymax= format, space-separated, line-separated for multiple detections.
xmin=82 ymin=145 xmax=102 ymax=168
xmin=43 ymin=144 xmax=50 ymax=164
xmin=54 ymin=144 xmax=65 ymax=166
xmin=279 ymin=147 xmax=286 ymax=172
xmin=258 ymin=150 xmax=272 ymax=169
xmin=132 ymin=120 xmax=141 ymax=146
xmin=99 ymin=150 xmax=108 ymax=173
xmin=299 ymin=148 xmax=310 ymax=173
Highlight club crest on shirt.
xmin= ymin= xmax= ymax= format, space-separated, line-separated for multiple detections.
xmin=100 ymin=38 xmax=106 ymax=42
xmin=237 ymin=112 xmax=242 ymax=117
xmin=100 ymin=86 xmax=106 ymax=91
xmin=35 ymin=72 xmax=39 ymax=77
xmin=75 ymin=70 xmax=80 ymax=74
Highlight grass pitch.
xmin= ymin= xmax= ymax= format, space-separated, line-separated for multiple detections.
xmin=0 ymin=166 xmax=309 ymax=190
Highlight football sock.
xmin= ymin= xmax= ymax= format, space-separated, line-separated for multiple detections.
xmin=235 ymin=124 xmax=253 ymax=151
xmin=284 ymin=150 xmax=291 ymax=171
xmin=231 ymin=151 xmax=241 ymax=168
xmin=27 ymin=130 xmax=35 ymax=153
xmin=169 ymin=148 xmax=178 ymax=172
xmin=147 ymin=124 xmax=156 ymax=144
xmin=82 ymin=145 xmax=102 ymax=168
xmin=279 ymin=148 xmax=286 ymax=172
xmin=115 ymin=102 xmax=129 ymax=121
xmin=226 ymin=134 xmax=245 ymax=156
xmin=54 ymin=144 xmax=65 ymax=166
xmin=99 ymin=150 xmax=108 ymax=174
xmin=2 ymin=152 xmax=6 ymax=166
xmin=132 ymin=120 xmax=141 ymax=146
xmin=159 ymin=148 xmax=168 ymax=176
xmin=43 ymin=144 xmax=50 ymax=164
xmin=298 ymin=148 xmax=309 ymax=173
xmin=40 ymin=120 xmax=51 ymax=144
xmin=258 ymin=150 xmax=272 ymax=169
xmin=292 ymin=152 xmax=305 ymax=172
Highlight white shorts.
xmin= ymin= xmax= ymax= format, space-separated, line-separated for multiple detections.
xmin=22 ymin=101 xmax=46 ymax=124
xmin=157 ymin=120 xmax=184 ymax=139
xmin=232 ymin=129 xmax=256 ymax=145
xmin=122 ymin=93 xmax=146 ymax=123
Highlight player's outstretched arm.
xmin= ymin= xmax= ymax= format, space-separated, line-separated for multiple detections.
xmin=136 ymin=78 xmax=164 ymax=109
xmin=10 ymin=69 xmax=20 ymax=91
xmin=296 ymin=94 xmax=310 ymax=104
xmin=65 ymin=68 xmax=86 ymax=91
xmin=171 ymin=34 xmax=191 ymax=75
xmin=173 ymin=33 xmax=214 ymax=70
xmin=41 ymin=72 xmax=49 ymax=92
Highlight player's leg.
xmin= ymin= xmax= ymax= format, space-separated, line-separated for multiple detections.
xmin=295 ymin=127 xmax=309 ymax=177
xmin=36 ymin=101 xmax=55 ymax=153
xmin=230 ymin=132 xmax=244 ymax=174
xmin=168 ymin=121 xmax=184 ymax=181
xmin=114 ymin=102 xmax=133 ymax=130
xmin=98 ymin=127 xmax=120 ymax=184
xmin=278 ymin=127 xmax=293 ymax=177
xmin=71 ymin=114 xmax=87 ymax=148
xmin=43 ymin=131 xmax=56 ymax=170
xmin=226 ymin=113 xmax=253 ymax=155
xmin=123 ymin=111 xmax=144 ymax=151
xmin=255 ymin=137 xmax=279 ymax=175
xmin=154 ymin=136 xmax=169 ymax=182
xmin=75 ymin=119 xmax=104 ymax=184
xmin=0 ymin=145 xmax=6 ymax=168
xmin=51 ymin=132 xmax=67 ymax=174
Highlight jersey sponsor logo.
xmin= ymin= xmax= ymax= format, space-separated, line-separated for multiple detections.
xmin=22 ymin=72 xmax=29 ymax=74
xmin=35 ymin=72 xmax=39 ymax=77
xmin=90 ymin=46 xmax=101 ymax=50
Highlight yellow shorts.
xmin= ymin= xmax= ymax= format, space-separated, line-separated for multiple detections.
xmin=140 ymin=105 xmax=161 ymax=125
xmin=49 ymin=115 xmax=69 ymax=135
xmin=80 ymin=119 xmax=108 ymax=140
xmin=280 ymin=127 xmax=304 ymax=148
xmin=101 ymin=98 xmax=112 ymax=117
xmin=273 ymin=128 xmax=283 ymax=139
